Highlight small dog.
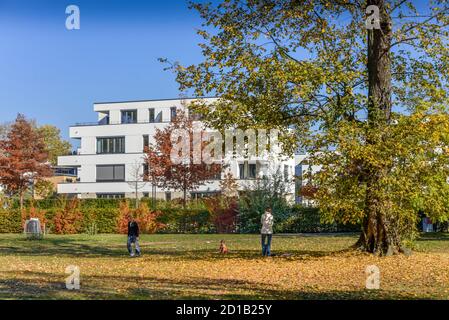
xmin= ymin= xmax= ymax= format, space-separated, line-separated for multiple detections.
xmin=219 ymin=240 xmax=228 ymax=254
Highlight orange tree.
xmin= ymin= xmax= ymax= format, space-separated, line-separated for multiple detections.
xmin=0 ymin=114 xmax=52 ymax=209
xmin=144 ymin=109 xmax=222 ymax=207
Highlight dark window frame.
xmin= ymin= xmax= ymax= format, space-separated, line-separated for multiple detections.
xmin=143 ymin=135 xmax=149 ymax=151
xmin=96 ymin=136 xmax=125 ymax=154
xmin=97 ymin=193 xmax=125 ymax=199
xmin=149 ymin=108 xmax=155 ymax=123
xmin=96 ymin=164 xmax=126 ymax=182
xmin=170 ymin=107 xmax=177 ymax=122
xmin=121 ymin=109 xmax=138 ymax=124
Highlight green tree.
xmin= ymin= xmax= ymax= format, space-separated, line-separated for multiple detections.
xmin=238 ymin=170 xmax=292 ymax=233
xmin=36 ymin=125 xmax=72 ymax=166
xmin=168 ymin=0 xmax=449 ymax=255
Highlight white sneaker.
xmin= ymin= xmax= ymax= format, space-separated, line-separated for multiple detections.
xmin=130 ymin=253 xmax=135 ymax=257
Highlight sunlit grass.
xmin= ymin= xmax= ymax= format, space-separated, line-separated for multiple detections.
xmin=0 ymin=233 xmax=448 ymax=299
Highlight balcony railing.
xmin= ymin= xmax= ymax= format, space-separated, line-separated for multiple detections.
xmin=72 ymin=119 xmax=171 ymax=127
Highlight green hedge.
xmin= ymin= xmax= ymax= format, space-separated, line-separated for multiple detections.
xmin=277 ymin=205 xmax=360 ymax=233
xmin=0 ymin=199 xmax=359 ymax=234
xmin=0 ymin=209 xmax=22 ymax=233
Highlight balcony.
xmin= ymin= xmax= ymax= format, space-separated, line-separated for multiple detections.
xmin=72 ymin=119 xmax=171 ymax=127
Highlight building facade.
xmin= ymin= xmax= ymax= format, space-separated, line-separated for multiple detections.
xmin=57 ymin=98 xmax=297 ymax=201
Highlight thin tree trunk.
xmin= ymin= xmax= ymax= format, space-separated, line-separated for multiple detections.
xmin=135 ymin=182 xmax=139 ymax=209
xmin=19 ymin=190 xmax=24 ymax=211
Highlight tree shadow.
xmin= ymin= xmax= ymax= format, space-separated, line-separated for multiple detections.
xmin=0 ymin=235 xmax=352 ymax=260
xmin=0 ymin=270 xmax=417 ymax=300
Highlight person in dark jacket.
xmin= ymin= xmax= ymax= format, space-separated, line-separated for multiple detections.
xmin=127 ymin=215 xmax=141 ymax=257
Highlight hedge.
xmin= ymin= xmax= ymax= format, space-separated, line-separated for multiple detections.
xmin=277 ymin=205 xmax=360 ymax=233
xmin=0 ymin=199 xmax=360 ymax=234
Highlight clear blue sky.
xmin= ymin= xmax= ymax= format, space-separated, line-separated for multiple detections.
xmin=0 ymin=0 xmax=205 ymax=143
xmin=0 ymin=0 xmax=431 ymax=146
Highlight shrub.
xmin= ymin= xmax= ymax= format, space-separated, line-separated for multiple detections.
xmin=117 ymin=201 xmax=165 ymax=234
xmin=52 ymin=198 xmax=83 ymax=234
xmin=238 ymin=171 xmax=293 ymax=233
xmin=204 ymin=196 xmax=238 ymax=233
xmin=0 ymin=209 xmax=22 ymax=233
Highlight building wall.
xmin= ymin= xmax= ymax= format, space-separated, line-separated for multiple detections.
xmin=57 ymin=98 xmax=297 ymax=200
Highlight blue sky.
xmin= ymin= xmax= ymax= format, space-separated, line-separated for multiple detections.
xmin=0 ymin=0 xmax=205 ymax=143
xmin=0 ymin=0 xmax=432 ymax=146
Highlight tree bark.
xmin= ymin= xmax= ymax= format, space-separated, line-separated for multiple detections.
xmin=357 ymin=0 xmax=401 ymax=255
xmin=19 ymin=190 xmax=24 ymax=211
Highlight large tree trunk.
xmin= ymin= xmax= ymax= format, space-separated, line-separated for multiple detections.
xmin=357 ymin=0 xmax=401 ymax=255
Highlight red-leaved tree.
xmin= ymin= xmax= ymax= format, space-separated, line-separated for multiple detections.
xmin=144 ymin=109 xmax=222 ymax=207
xmin=0 ymin=114 xmax=52 ymax=208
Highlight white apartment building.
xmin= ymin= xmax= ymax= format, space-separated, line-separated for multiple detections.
xmin=57 ymin=98 xmax=297 ymax=201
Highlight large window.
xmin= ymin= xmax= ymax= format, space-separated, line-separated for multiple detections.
xmin=97 ymin=137 xmax=125 ymax=154
xmin=121 ymin=110 xmax=137 ymax=124
xmin=96 ymin=165 xmax=125 ymax=182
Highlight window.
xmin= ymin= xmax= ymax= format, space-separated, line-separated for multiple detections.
xmin=249 ymin=164 xmax=257 ymax=179
xmin=165 ymin=192 xmax=172 ymax=201
xmin=239 ymin=163 xmax=245 ymax=179
xmin=191 ymin=191 xmax=219 ymax=200
xmin=143 ymin=163 xmax=149 ymax=181
xmin=96 ymin=165 xmax=125 ymax=182
xmin=97 ymin=137 xmax=125 ymax=154
xmin=99 ymin=113 xmax=110 ymax=125
xmin=170 ymin=107 xmax=177 ymax=121
xmin=121 ymin=110 xmax=137 ymax=124
xmin=143 ymin=135 xmax=149 ymax=151
xmin=97 ymin=193 xmax=125 ymax=199
xmin=149 ymin=108 xmax=155 ymax=123
xmin=239 ymin=162 xmax=257 ymax=179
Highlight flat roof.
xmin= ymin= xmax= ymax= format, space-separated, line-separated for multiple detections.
xmin=93 ymin=96 xmax=218 ymax=105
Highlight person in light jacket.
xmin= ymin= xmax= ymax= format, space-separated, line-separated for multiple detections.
xmin=261 ymin=207 xmax=274 ymax=256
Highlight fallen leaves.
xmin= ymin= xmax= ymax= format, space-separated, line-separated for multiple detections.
xmin=0 ymin=233 xmax=448 ymax=299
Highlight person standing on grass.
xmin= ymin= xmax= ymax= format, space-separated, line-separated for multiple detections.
xmin=127 ymin=215 xmax=141 ymax=257
xmin=261 ymin=207 xmax=274 ymax=257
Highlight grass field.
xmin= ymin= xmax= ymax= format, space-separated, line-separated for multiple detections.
xmin=0 ymin=233 xmax=448 ymax=300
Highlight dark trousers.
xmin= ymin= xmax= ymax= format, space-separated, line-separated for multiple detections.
xmin=261 ymin=234 xmax=272 ymax=256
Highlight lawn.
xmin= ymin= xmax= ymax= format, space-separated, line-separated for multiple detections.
xmin=0 ymin=233 xmax=448 ymax=300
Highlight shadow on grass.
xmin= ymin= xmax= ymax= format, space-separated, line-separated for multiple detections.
xmin=0 ymin=270 xmax=408 ymax=300
xmin=0 ymin=235 xmax=351 ymax=260
xmin=0 ymin=243 xmax=347 ymax=260
xmin=417 ymin=232 xmax=449 ymax=242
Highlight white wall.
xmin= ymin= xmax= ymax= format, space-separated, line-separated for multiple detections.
xmin=58 ymin=98 xmax=297 ymax=199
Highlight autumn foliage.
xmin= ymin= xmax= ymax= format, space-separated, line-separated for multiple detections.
xmin=144 ymin=109 xmax=222 ymax=206
xmin=53 ymin=198 xmax=83 ymax=234
xmin=117 ymin=201 xmax=165 ymax=234
xmin=0 ymin=114 xmax=52 ymax=208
